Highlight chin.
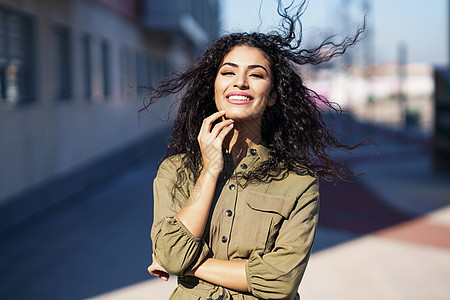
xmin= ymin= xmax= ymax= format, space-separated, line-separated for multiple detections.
xmin=225 ymin=110 xmax=261 ymax=121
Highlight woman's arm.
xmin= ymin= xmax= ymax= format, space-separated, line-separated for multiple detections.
xmin=176 ymin=110 xmax=234 ymax=238
xmin=148 ymin=251 xmax=249 ymax=292
xmin=175 ymin=169 xmax=221 ymax=238
xmin=188 ymin=258 xmax=249 ymax=292
xmin=150 ymin=111 xmax=233 ymax=277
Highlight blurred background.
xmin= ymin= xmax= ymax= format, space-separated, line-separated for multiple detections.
xmin=0 ymin=0 xmax=449 ymax=299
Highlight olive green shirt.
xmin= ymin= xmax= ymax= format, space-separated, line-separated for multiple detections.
xmin=151 ymin=143 xmax=319 ymax=300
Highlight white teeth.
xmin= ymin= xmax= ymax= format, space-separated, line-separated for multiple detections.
xmin=228 ymin=95 xmax=251 ymax=101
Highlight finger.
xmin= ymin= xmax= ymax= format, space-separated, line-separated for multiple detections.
xmin=217 ymin=122 xmax=235 ymax=142
xmin=198 ymin=112 xmax=227 ymax=144
xmin=148 ymin=267 xmax=164 ymax=277
xmin=209 ymin=119 xmax=234 ymax=140
xmin=200 ymin=110 xmax=226 ymax=135
xmin=152 ymin=270 xmax=170 ymax=281
xmin=159 ymin=271 xmax=170 ymax=281
xmin=148 ymin=265 xmax=155 ymax=275
xmin=148 ymin=264 xmax=160 ymax=275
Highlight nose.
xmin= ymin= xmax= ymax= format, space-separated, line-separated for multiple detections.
xmin=233 ymin=73 xmax=249 ymax=89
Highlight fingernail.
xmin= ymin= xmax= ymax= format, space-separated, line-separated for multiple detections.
xmin=228 ymin=123 xmax=234 ymax=127
xmin=220 ymin=110 xmax=226 ymax=113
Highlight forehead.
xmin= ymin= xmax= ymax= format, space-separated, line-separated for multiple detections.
xmin=221 ymin=46 xmax=271 ymax=69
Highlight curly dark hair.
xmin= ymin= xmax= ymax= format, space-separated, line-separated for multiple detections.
xmin=139 ymin=1 xmax=367 ymax=185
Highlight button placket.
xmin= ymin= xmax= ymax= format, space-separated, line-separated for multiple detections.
xmin=218 ymin=177 xmax=237 ymax=257
xmin=239 ymin=148 xmax=261 ymax=174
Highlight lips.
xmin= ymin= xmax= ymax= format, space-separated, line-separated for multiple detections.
xmin=225 ymin=92 xmax=254 ymax=105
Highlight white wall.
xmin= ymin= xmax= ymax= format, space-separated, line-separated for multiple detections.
xmin=0 ymin=0 xmax=177 ymax=203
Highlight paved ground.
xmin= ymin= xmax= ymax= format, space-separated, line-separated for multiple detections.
xmin=0 ymin=135 xmax=167 ymax=300
xmin=1 ymin=117 xmax=449 ymax=300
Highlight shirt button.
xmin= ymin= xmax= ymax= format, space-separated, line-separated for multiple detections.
xmin=240 ymin=163 xmax=248 ymax=169
xmin=222 ymin=236 xmax=228 ymax=243
xmin=249 ymin=148 xmax=257 ymax=155
xmin=229 ymin=184 xmax=235 ymax=190
xmin=225 ymin=210 xmax=232 ymax=217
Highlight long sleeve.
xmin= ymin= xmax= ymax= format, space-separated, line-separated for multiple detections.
xmin=245 ymin=178 xmax=319 ymax=299
xmin=151 ymin=156 xmax=211 ymax=277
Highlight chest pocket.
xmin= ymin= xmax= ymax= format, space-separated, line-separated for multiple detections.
xmin=243 ymin=191 xmax=296 ymax=252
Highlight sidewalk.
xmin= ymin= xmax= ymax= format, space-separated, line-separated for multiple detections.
xmin=301 ymin=120 xmax=450 ymax=299
xmin=300 ymin=139 xmax=450 ymax=299
xmin=89 ymin=121 xmax=450 ymax=300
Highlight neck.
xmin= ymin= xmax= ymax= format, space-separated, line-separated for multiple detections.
xmin=224 ymin=119 xmax=262 ymax=165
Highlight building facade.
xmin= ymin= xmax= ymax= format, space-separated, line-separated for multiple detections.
xmin=434 ymin=68 xmax=450 ymax=173
xmin=0 ymin=0 xmax=219 ymax=231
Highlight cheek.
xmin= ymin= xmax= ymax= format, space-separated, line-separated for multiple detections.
xmin=214 ymin=83 xmax=223 ymax=109
xmin=260 ymin=83 xmax=274 ymax=101
xmin=214 ymin=77 xmax=227 ymax=93
xmin=214 ymin=78 xmax=228 ymax=103
xmin=214 ymin=97 xmax=223 ymax=110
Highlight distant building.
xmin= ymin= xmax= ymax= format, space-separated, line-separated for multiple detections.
xmin=0 ymin=0 xmax=219 ymax=231
xmin=431 ymin=1 xmax=450 ymax=173
xmin=304 ymin=62 xmax=434 ymax=131
xmin=434 ymin=68 xmax=450 ymax=173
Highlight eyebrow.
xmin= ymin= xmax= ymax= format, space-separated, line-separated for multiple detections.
xmin=220 ymin=62 xmax=269 ymax=75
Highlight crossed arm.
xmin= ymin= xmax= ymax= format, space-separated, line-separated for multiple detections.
xmin=148 ymin=254 xmax=248 ymax=292
xmin=148 ymin=167 xmax=248 ymax=292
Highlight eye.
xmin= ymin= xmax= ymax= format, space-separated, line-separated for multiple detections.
xmin=220 ymin=71 xmax=235 ymax=76
xmin=250 ymin=73 xmax=264 ymax=79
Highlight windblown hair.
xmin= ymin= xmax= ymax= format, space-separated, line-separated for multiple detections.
xmin=140 ymin=0 xmax=367 ymax=185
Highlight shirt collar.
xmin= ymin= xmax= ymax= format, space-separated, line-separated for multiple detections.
xmin=248 ymin=141 xmax=270 ymax=162
xmin=223 ymin=140 xmax=271 ymax=166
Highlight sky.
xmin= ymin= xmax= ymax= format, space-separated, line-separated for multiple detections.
xmin=219 ymin=0 xmax=448 ymax=66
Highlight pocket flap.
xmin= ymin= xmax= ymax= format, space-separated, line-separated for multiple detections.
xmin=246 ymin=191 xmax=296 ymax=219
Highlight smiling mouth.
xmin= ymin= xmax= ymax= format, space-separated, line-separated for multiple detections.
xmin=226 ymin=95 xmax=253 ymax=104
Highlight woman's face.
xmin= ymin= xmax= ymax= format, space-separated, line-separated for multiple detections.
xmin=214 ymin=46 xmax=276 ymax=121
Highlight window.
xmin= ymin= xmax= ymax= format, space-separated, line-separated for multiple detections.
xmin=53 ymin=24 xmax=72 ymax=100
xmin=83 ymin=34 xmax=110 ymax=102
xmin=101 ymin=39 xmax=110 ymax=98
xmin=82 ymin=34 xmax=92 ymax=100
xmin=136 ymin=52 xmax=148 ymax=97
xmin=120 ymin=47 xmax=168 ymax=101
xmin=120 ymin=46 xmax=136 ymax=100
xmin=0 ymin=5 xmax=35 ymax=105
xmin=153 ymin=57 xmax=169 ymax=85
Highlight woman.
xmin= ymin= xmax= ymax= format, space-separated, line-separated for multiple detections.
xmin=145 ymin=2 xmax=365 ymax=299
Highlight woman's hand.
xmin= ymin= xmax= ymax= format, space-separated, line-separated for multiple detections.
xmin=198 ymin=110 xmax=234 ymax=177
xmin=148 ymin=253 xmax=170 ymax=281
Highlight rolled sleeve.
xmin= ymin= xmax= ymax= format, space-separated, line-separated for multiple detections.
xmin=151 ymin=157 xmax=211 ymax=276
xmin=245 ymin=179 xmax=319 ymax=299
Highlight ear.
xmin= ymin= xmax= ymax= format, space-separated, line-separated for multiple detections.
xmin=267 ymin=90 xmax=277 ymax=107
